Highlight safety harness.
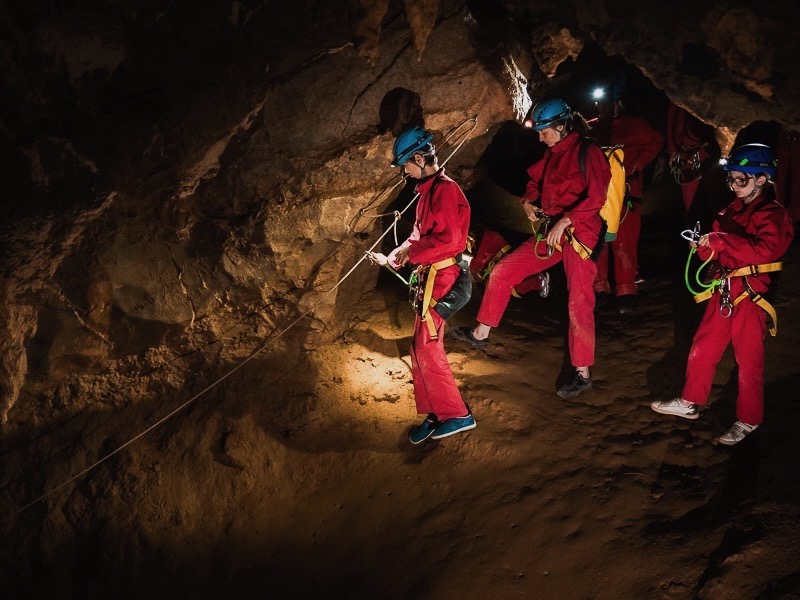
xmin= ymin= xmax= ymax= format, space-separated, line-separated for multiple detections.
xmin=691 ymin=260 xmax=783 ymax=336
xmin=478 ymin=243 xmax=512 ymax=280
xmin=410 ymin=256 xmax=459 ymax=340
xmin=532 ymin=214 xmax=594 ymax=261
xmin=681 ymin=207 xmax=783 ymax=336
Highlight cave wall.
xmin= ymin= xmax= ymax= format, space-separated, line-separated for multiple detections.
xmin=1 ymin=0 xmax=800 ymax=592
xmin=0 ymin=0 xmax=797 ymax=424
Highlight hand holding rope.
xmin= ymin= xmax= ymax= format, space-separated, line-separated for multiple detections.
xmin=682 ymin=222 xmax=719 ymax=296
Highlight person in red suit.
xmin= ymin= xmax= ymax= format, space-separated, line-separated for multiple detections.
xmin=593 ymin=92 xmax=664 ymax=314
xmin=667 ymin=103 xmax=716 ymax=211
xmin=651 ymin=144 xmax=794 ymax=445
xmin=369 ymin=126 xmax=476 ymax=444
xmin=452 ymin=98 xmax=611 ymax=399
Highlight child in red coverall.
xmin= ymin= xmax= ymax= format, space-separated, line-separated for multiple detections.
xmin=593 ymin=95 xmax=664 ymax=314
xmin=651 ymin=144 xmax=794 ymax=445
xmin=368 ymin=126 xmax=475 ymax=444
xmin=452 ymin=98 xmax=611 ymax=400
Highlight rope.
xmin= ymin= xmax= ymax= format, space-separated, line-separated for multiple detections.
xmin=683 ymin=247 xmax=718 ymax=296
xmin=4 ymin=115 xmax=480 ymax=522
xmin=680 ymin=225 xmax=720 ymax=296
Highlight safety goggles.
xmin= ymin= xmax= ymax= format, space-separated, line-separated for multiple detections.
xmin=725 ymin=174 xmax=752 ymax=188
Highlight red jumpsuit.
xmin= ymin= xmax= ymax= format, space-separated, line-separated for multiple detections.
xmin=667 ymin=104 xmax=714 ymax=210
xmin=594 ymin=114 xmax=664 ymax=297
xmin=476 ymin=132 xmax=611 ymax=367
xmin=682 ymin=193 xmax=794 ymax=424
xmin=391 ymin=169 xmax=471 ymax=420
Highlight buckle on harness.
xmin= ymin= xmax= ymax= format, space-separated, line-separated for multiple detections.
xmin=534 ymin=212 xmax=554 ymax=258
xmin=719 ymin=277 xmax=733 ymax=318
xmin=409 ymin=266 xmax=425 ymax=314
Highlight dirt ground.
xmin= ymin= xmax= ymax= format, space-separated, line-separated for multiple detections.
xmin=290 ymin=216 xmax=800 ymax=600
xmin=2 ymin=208 xmax=800 ymax=600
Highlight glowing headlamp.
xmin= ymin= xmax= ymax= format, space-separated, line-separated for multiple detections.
xmin=592 ymin=87 xmax=605 ymax=101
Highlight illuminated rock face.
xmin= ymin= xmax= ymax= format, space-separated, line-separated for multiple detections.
xmin=0 ymin=0 xmax=799 ymax=596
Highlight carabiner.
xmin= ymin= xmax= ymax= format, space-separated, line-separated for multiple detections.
xmin=719 ymin=277 xmax=732 ymax=318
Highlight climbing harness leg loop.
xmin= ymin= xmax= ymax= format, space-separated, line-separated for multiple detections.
xmin=413 ymin=256 xmax=459 ymax=340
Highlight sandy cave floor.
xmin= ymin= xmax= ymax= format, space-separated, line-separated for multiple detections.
xmin=245 ymin=223 xmax=800 ymax=599
xmin=3 ymin=222 xmax=800 ymax=600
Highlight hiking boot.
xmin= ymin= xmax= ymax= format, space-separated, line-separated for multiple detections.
xmin=409 ymin=414 xmax=439 ymax=445
xmin=557 ymin=371 xmax=592 ymax=399
xmin=717 ymin=421 xmax=759 ymax=446
xmin=650 ymin=398 xmax=699 ymax=420
xmin=451 ymin=326 xmax=489 ymax=350
xmin=617 ymin=294 xmax=636 ymax=314
xmin=430 ymin=412 xmax=477 ymax=440
xmin=539 ymin=272 xmax=550 ymax=298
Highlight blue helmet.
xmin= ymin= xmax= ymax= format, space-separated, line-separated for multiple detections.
xmin=530 ymin=98 xmax=572 ymax=131
xmin=723 ymin=143 xmax=777 ymax=178
xmin=392 ymin=126 xmax=434 ymax=167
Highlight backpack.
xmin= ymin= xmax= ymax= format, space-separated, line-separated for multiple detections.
xmin=578 ymin=139 xmax=626 ymax=242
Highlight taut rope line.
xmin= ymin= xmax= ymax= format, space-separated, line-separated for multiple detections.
xmin=4 ymin=116 xmax=479 ymax=522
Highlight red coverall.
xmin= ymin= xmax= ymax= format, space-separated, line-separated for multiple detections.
xmin=594 ymin=114 xmax=664 ymax=296
xmin=476 ymin=132 xmax=611 ymax=367
xmin=391 ymin=169 xmax=471 ymax=420
xmin=682 ymin=193 xmax=794 ymax=424
xmin=667 ymin=104 xmax=714 ymax=210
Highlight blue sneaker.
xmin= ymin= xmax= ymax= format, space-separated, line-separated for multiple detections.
xmin=409 ymin=414 xmax=439 ymax=444
xmin=430 ymin=413 xmax=476 ymax=440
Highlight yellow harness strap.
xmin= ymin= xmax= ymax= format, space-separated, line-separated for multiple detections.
xmin=420 ymin=257 xmax=458 ymax=339
xmin=480 ymin=244 xmax=512 ymax=280
xmin=550 ymin=227 xmax=592 ymax=260
xmin=731 ymin=287 xmax=779 ymax=336
xmin=727 ymin=262 xmax=783 ymax=277
xmin=692 ymin=261 xmax=782 ymax=335
xmin=693 ymin=288 xmax=714 ymax=304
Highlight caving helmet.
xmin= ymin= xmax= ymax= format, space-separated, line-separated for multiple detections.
xmin=529 ymin=98 xmax=572 ymax=131
xmin=392 ymin=126 xmax=434 ymax=167
xmin=722 ymin=143 xmax=777 ymax=178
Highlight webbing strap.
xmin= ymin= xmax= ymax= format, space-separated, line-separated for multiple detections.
xmin=727 ymin=261 xmax=782 ymax=278
xmin=693 ymin=288 xmax=714 ymax=304
xmin=547 ymin=227 xmax=591 ymax=260
xmin=693 ymin=261 xmax=783 ymax=304
xmin=731 ymin=288 xmax=778 ymax=336
xmin=694 ymin=283 xmax=779 ymax=336
xmin=480 ymin=244 xmax=512 ymax=280
xmin=421 ymin=257 xmax=458 ymax=339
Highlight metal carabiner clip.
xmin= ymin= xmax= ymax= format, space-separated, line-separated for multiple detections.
xmin=680 ymin=221 xmax=702 ymax=244
xmin=719 ymin=277 xmax=733 ymax=318
xmin=533 ymin=212 xmax=554 ymax=258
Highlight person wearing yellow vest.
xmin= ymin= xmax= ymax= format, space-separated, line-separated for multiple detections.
xmin=452 ymin=98 xmax=611 ymax=399
xmin=369 ymin=126 xmax=475 ymax=444
xmin=593 ymin=88 xmax=664 ymax=314
xmin=651 ymin=144 xmax=794 ymax=445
